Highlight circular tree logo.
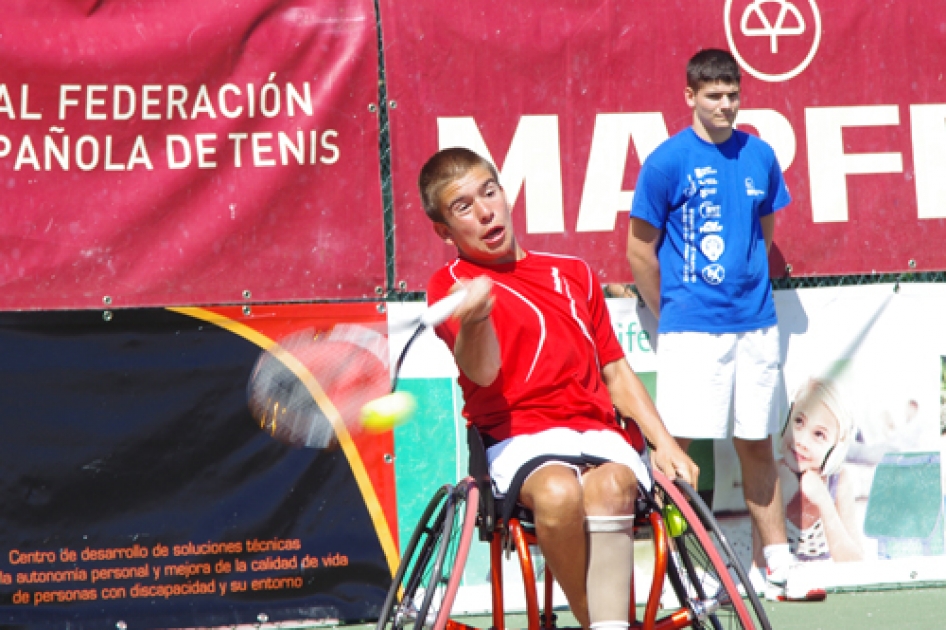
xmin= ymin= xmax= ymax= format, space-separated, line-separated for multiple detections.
xmin=725 ymin=0 xmax=822 ymax=82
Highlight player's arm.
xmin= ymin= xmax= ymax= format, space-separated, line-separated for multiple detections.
xmin=626 ymin=218 xmax=663 ymax=319
xmin=760 ymin=212 xmax=775 ymax=254
xmin=451 ymin=276 xmax=501 ymax=387
xmin=602 ymin=358 xmax=698 ymax=486
xmin=761 ymin=151 xmax=789 ymax=256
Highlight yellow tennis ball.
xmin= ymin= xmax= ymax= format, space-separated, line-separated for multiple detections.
xmin=663 ymin=504 xmax=688 ymax=538
xmin=360 ymin=392 xmax=417 ymax=433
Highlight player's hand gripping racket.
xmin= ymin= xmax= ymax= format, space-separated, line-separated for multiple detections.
xmin=246 ymin=290 xmax=468 ymax=448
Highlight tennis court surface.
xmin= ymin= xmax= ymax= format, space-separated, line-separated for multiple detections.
xmin=333 ymin=584 xmax=946 ymax=630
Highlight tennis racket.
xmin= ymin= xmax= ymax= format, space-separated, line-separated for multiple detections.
xmin=247 ymin=290 xmax=468 ymax=448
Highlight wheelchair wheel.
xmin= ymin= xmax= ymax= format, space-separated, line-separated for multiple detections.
xmin=430 ymin=478 xmax=479 ymax=629
xmin=376 ymin=483 xmax=453 ymax=630
xmin=376 ymin=479 xmax=479 ymax=630
xmin=652 ymin=470 xmax=772 ymax=630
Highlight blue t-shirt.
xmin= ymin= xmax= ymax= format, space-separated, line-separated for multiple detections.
xmin=630 ymin=127 xmax=790 ymax=334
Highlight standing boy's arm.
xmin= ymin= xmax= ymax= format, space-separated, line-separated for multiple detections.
xmin=451 ymin=276 xmax=501 ymax=387
xmin=626 ymin=218 xmax=663 ymax=319
xmin=760 ymin=212 xmax=775 ymax=253
xmin=602 ymin=359 xmax=698 ymax=486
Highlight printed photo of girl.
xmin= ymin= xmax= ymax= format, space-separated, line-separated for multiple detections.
xmin=777 ymin=378 xmax=864 ymax=562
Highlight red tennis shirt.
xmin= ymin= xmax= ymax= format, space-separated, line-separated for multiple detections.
xmin=428 ymin=251 xmax=629 ymax=444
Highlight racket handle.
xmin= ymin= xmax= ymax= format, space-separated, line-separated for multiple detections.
xmin=421 ymin=289 xmax=469 ymax=327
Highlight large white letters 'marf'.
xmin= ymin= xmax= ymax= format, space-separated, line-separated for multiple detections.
xmin=576 ymin=113 xmax=667 ymax=233
xmin=910 ymin=104 xmax=946 ymax=219
xmin=805 ymin=105 xmax=903 ymax=223
xmin=437 ymin=116 xmax=564 ymax=234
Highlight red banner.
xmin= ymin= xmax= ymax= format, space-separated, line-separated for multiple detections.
xmin=0 ymin=0 xmax=384 ymax=310
xmin=381 ymin=0 xmax=946 ymax=287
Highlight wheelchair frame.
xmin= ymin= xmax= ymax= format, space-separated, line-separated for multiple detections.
xmin=376 ymin=428 xmax=771 ymax=630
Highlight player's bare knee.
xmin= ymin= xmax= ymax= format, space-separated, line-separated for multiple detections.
xmin=595 ymin=462 xmax=637 ymax=494
xmin=523 ymin=466 xmax=583 ymax=517
xmin=584 ymin=463 xmax=637 ymax=516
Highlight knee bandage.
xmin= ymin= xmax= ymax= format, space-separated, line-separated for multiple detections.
xmin=586 ymin=515 xmax=635 ymax=630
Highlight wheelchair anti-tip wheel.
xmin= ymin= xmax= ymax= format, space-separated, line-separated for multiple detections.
xmin=376 ymin=478 xmax=479 ymax=630
xmin=653 ymin=470 xmax=772 ymax=630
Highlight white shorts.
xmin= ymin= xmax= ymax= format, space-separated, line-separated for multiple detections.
xmin=485 ymin=427 xmax=652 ymax=497
xmin=656 ymin=326 xmax=781 ymax=440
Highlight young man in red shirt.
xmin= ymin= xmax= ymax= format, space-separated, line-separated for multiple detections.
xmin=420 ymin=147 xmax=697 ymax=630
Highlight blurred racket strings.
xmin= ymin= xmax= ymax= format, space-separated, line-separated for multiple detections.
xmin=247 ymin=325 xmax=390 ymax=448
xmin=246 ymin=290 xmax=468 ymax=448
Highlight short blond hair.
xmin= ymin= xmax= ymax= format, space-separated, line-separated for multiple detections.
xmin=418 ymin=148 xmax=499 ymax=223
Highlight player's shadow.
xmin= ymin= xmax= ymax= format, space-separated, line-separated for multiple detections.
xmin=635 ymin=297 xmax=659 ymax=352
xmin=772 ymin=268 xmax=809 ymax=415
xmin=775 ymin=288 xmax=808 ymax=370
xmin=769 ymin=241 xmax=809 ymax=368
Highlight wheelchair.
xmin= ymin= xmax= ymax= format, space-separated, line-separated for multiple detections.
xmin=376 ymin=426 xmax=771 ymax=630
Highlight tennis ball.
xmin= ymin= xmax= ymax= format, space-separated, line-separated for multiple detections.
xmin=663 ymin=504 xmax=688 ymax=538
xmin=360 ymin=392 xmax=417 ymax=433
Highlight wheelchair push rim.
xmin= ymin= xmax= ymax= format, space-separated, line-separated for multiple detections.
xmin=376 ymin=479 xmax=479 ymax=630
xmin=653 ymin=470 xmax=772 ymax=630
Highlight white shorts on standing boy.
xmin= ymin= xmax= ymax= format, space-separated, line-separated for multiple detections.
xmin=655 ymin=326 xmax=781 ymax=440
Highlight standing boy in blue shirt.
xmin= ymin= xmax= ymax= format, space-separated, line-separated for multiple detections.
xmin=626 ymin=48 xmax=824 ymax=602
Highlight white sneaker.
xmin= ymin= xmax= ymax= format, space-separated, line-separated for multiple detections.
xmin=737 ymin=565 xmax=766 ymax=597
xmin=764 ymin=563 xmax=827 ymax=602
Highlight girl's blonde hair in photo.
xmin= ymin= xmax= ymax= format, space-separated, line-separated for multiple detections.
xmin=780 ymin=378 xmax=856 ymax=476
